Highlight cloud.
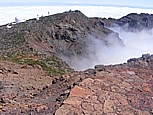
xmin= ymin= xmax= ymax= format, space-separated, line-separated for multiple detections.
xmin=0 ymin=0 xmax=50 ymax=2
xmin=62 ymin=26 xmax=153 ymax=71
xmin=110 ymin=26 xmax=153 ymax=53
xmin=1 ymin=5 xmax=153 ymax=25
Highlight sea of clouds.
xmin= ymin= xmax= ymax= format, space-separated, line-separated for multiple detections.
xmin=1 ymin=5 xmax=153 ymax=25
xmin=1 ymin=5 xmax=153 ymax=70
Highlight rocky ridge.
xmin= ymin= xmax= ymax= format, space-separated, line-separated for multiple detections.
xmin=0 ymin=10 xmax=121 ymax=57
xmin=100 ymin=13 xmax=153 ymax=31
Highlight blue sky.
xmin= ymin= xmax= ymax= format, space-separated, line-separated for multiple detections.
xmin=1 ymin=0 xmax=153 ymax=8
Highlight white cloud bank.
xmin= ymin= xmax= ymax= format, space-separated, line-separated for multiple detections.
xmin=64 ymin=27 xmax=153 ymax=71
xmin=1 ymin=5 xmax=153 ymax=25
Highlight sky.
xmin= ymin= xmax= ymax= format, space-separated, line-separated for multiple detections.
xmin=0 ymin=0 xmax=153 ymax=8
xmin=0 ymin=0 xmax=153 ymax=25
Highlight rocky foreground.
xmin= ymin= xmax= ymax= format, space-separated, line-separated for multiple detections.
xmin=55 ymin=54 xmax=153 ymax=115
xmin=0 ymin=54 xmax=152 ymax=114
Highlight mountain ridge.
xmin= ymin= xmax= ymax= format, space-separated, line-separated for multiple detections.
xmin=0 ymin=10 xmax=121 ymax=55
xmin=101 ymin=13 xmax=153 ymax=31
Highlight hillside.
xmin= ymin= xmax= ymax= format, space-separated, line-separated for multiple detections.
xmin=0 ymin=11 xmax=153 ymax=114
xmin=0 ymin=10 xmax=121 ymax=56
xmin=0 ymin=10 xmax=123 ymax=71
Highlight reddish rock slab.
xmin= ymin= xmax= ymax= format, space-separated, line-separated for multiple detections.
xmin=63 ymin=96 xmax=82 ymax=108
xmin=69 ymin=86 xmax=92 ymax=98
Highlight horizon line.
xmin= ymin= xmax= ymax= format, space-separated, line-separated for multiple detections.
xmin=0 ymin=2 xmax=153 ymax=10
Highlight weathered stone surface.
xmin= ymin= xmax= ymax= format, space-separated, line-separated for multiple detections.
xmin=69 ymin=86 xmax=92 ymax=98
xmin=81 ymin=101 xmax=94 ymax=111
xmin=93 ymin=103 xmax=103 ymax=112
xmin=79 ymin=78 xmax=94 ymax=86
xmin=103 ymin=99 xmax=115 ymax=113
xmin=118 ymin=81 xmax=133 ymax=91
xmin=55 ymin=105 xmax=70 ymax=115
xmin=126 ymin=71 xmax=135 ymax=75
xmin=63 ymin=97 xmax=82 ymax=106
xmin=55 ymin=56 xmax=153 ymax=115
xmin=118 ymin=97 xmax=128 ymax=106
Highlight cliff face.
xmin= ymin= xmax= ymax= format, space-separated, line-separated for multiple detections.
xmin=101 ymin=13 xmax=153 ymax=31
xmin=0 ymin=10 xmax=121 ymax=58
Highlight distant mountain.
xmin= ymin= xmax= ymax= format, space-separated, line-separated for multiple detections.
xmin=100 ymin=13 xmax=153 ymax=31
